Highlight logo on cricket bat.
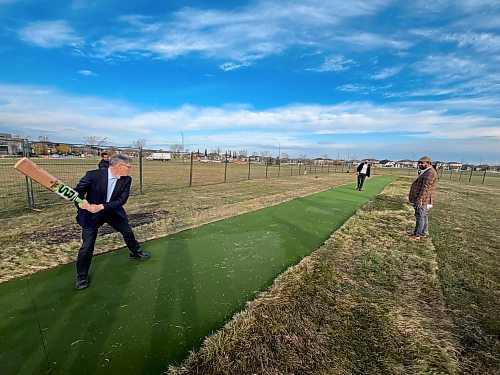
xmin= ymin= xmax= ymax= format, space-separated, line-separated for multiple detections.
xmin=54 ymin=183 xmax=78 ymax=201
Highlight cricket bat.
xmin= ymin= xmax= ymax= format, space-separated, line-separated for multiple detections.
xmin=14 ymin=158 xmax=85 ymax=204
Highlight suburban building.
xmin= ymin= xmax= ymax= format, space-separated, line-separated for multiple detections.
xmin=0 ymin=133 xmax=25 ymax=156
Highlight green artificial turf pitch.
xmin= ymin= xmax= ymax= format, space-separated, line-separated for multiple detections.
xmin=0 ymin=176 xmax=393 ymax=374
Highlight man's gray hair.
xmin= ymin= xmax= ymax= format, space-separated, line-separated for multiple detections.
xmin=109 ymin=153 xmax=132 ymax=166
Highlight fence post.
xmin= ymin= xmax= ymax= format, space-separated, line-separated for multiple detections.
xmin=449 ymin=169 xmax=452 ymax=180
xmin=224 ymin=153 xmax=228 ymax=183
xmin=247 ymin=157 xmax=251 ymax=180
xmin=278 ymin=158 xmax=281 ymax=177
xmin=265 ymin=158 xmax=269 ymax=178
xmin=459 ymin=170 xmax=463 ymax=181
xmin=482 ymin=169 xmax=487 ymax=184
xmin=298 ymin=164 xmax=302 ymax=175
xmin=469 ymin=169 xmax=473 ymax=182
xmin=138 ymin=147 xmax=143 ymax=194
xmin=189 ymin=152 xmax=194 ymax=187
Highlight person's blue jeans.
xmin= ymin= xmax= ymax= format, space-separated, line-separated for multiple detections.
xmin=413 ymin=204 xmax=429 ymax=237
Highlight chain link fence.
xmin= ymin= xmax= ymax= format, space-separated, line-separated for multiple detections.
xmin=0 ymin=140 xmax=498 ymax=216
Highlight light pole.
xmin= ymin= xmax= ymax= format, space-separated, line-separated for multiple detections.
xmin=181 ymin=132 xmax=184 ymax=151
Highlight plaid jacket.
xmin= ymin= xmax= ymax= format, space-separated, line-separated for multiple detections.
xmin=408 ymin=167 xmax=438 ymax=205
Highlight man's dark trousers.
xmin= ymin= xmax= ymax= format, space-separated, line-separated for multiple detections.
xmin=76 ymin=213 xmax=140 ymax=276
xmin=357 ymin=174 xmax=367 ymax=190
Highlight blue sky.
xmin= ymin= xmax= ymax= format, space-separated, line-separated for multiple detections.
xmin=0 ymin=0 xmax=499 ymax=163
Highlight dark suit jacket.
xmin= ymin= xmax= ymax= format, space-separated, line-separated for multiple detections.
xmin=356 ymin=162 xmax=371 ymax=177
xmin=75 ymin=168 xmax=131 ymax=228
xmin=98 ymin=160 xmax=109 ymax=169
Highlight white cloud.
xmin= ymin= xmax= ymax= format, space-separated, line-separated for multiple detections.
xmin=370 ymin=66 xmax=402 ymax=80
xmin=413 ymin=54 xmax=485 ymax=82
xmin=441 ymin=32 xmax=500 ymax=53
xmin=78 ymin=69 xmax=97 ymax=76
xmin=90 ymin=0 xmax=402 ymax=64
xmin=1 ymin=83 xmax=499 ymax=140
xmin=309 ymin=55 xmax=354 ymax=72
xmin=18 ymin=20 xmax=82 ymax=48
xmin=219 ymin=62 xmax=252 ymax=71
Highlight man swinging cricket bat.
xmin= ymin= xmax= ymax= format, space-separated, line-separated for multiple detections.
xmin=14 ymin=155 xmax=151 ymax=290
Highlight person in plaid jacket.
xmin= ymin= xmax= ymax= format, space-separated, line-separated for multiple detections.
xmin=408 ymin=156 xmax=438 ymax=240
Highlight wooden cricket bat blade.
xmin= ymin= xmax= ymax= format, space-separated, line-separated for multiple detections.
xmin=14 ymin=158 xmax=84 ymax=203
xmin=14 ymin=157 xmax=60 ymax=189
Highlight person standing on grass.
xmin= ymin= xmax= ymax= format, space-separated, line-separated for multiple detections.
xmin=356 ymin=159 xmax=371 ymax=191
xmin=98 ymin=152 xmax=109 ymax=169
xmin=74 ymin=153 xmax=150 ymax=290
xmin=408 ymin=155 xmax=438 ymax=241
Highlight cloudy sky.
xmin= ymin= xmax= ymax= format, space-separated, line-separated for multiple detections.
xmin=0 ymin=0 xmax=499 ymax=163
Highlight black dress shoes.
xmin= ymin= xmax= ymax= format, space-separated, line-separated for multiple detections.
xmin=75 ymin=275 xmax=89 ymax=290
xmin=129 ymin=250 xmax=151 ymax=260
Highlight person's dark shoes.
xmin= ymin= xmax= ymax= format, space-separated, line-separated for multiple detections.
xmin=129 ymin=250 xmax=151 ymax=260
xmin=75 ymin=275 xmax=89 ymax=290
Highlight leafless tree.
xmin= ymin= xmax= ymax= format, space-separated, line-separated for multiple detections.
xmin=238 ymin=149 xmax=248 ymax=158
xmin=169 ymin=144 xmax=183 ymax=153
xmin=131 ymin=138 xmax=146 ymax=149
xmin=83 ymin=136 xmax=107 ymax=146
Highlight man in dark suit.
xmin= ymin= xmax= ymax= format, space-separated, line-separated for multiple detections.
xmin=356 ymin=159 xmax=371 ymax=191
xmin=74 ymin=153 xmax=150 ymax=290
xmin=98 ymin=152 xmax=109 ymax=169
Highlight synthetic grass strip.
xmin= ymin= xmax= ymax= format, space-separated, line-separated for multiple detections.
xmin=0 ymin=176 xmax=393 ymax=374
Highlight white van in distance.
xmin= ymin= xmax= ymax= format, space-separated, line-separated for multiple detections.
xmin=146 ymin=152 xmax=172 ymax=161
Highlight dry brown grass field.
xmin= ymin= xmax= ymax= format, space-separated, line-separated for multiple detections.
xmin=0 ymin=159 xmax=498 ymax=373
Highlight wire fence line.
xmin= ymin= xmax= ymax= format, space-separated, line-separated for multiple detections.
xmin=0 ymin=149 xmax=344 ymax=214
xmin=1 ymin=146 xmax=498 ymax=215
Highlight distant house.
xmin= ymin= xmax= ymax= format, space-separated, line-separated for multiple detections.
xmin=378 ymin=159 xmax=399 ymax=168
xmin=314 ymin=157 xmax=332 ymax=165
xmin=0 ymin=133 xmax=25 ymax=156
xmin=446 ymin=162 xmax=462 ymax=170
xmin=397 ymin=159 xmax=416 ymax=168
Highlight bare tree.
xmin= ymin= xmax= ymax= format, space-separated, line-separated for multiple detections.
xmin=38 ymin=135 xmax=50 ymax=142
xmin=260 ymin=150 xmax=270 ymax=158
xmin=238 ymin=149 xmax=248 ymax=158
xmin=169 ymin=144 xmax=183 ymax=153
xmin=131 ymin=138 xmax=146 ymax=149
xmin=83 ymin=136 xmax=107 ymax=146
xmin=82 ymin=136 xmax=107 ymax=156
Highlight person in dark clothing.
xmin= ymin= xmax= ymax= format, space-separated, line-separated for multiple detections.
xmin=356 ymin=160 xmax=371 ymax=191
xmin=74 ymin=154 xmax=150 ymax=290
xmin=98 ymin=152 xmax=110 ymax=168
